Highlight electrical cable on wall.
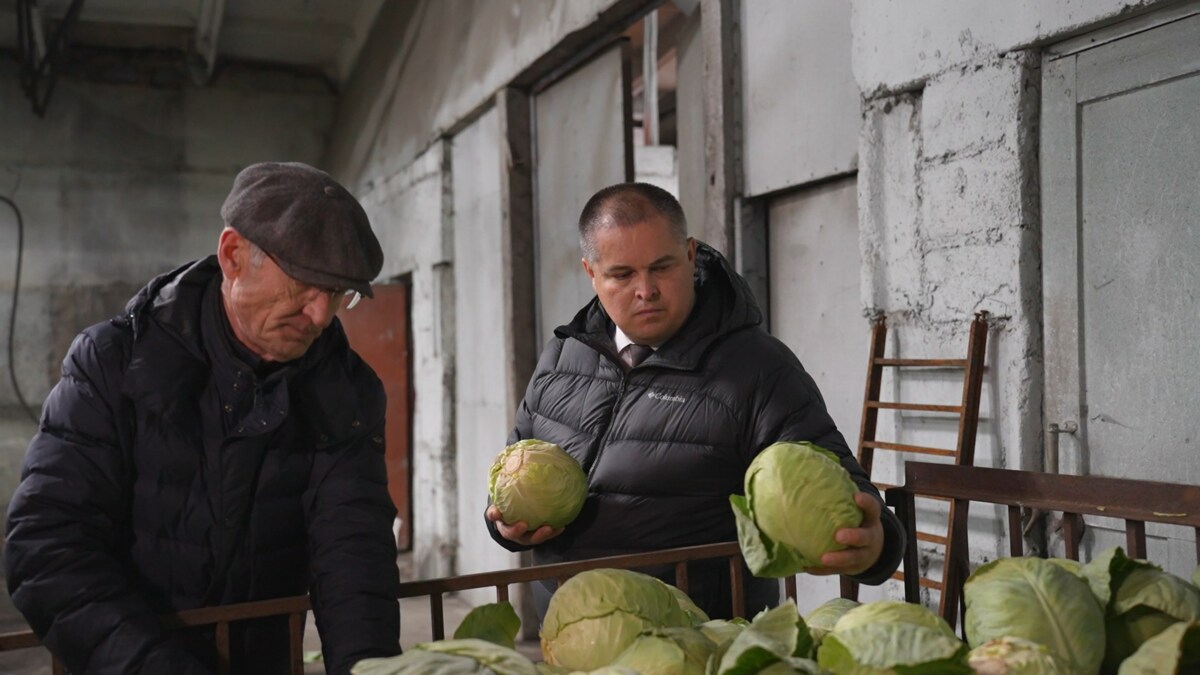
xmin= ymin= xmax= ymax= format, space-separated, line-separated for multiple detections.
xmin=2 ymin=195 xmax=40 ymax=425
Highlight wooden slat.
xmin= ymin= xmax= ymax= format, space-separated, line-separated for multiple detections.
xmin=1064 ymin=512 xmax=1083 ymax=560
xmin=495 ymin=584 xmax=509 ymax=603
xmin=399 ymin=542 xmax=742 ymax=596
xmin=901 ymin=464 xmax=1200 ymax=528
xmin=288 ymin=612 xmax=304 ymax=675
xmin=866 ymin=401 xmax=964 ymax=414
xmin=862 ymin=440 xmax=958 ymax=458
xmin=430 ymin=594 xmax=445 ymax=640
xmin=675 ymin=562 xmax=689 ymax=594
xmin=729 ymin=557 xmax=745 ymax=619
xmin=875 ymin=358 xmax=967 ymax=368
xmin=875 ymin=482 xmax=952 ymax=503
xmin=1008 ymin=505 xmax=1024 ymax=556
xmin=954 ymin=312 xmax=990 ymax=467
xmin=0 ymin=632 xmax=42 ymax=650
xmin=916 ymin=531 xmax=948 ymax=546
xmin=891 ymin=570 xmax=943 ymax=590
xmin=1126 ymin=520 xmax=1147 ymax=559
xmin=215 ymin=622 xmax=230 ymax=675
xmin=0 ymin=541 xmax=753 ymax=660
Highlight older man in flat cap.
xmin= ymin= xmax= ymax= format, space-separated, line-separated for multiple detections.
xmin=5 ymin=162 xmax=400 ymax=674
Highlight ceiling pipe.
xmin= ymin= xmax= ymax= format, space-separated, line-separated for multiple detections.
xmin=189 ymin=0 xmax=227 ymax=85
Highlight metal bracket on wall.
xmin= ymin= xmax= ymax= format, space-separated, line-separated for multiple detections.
xmin=16 ymin=0 xmax=87 ymax=117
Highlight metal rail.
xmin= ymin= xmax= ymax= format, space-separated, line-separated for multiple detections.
xmin=0 ymin=542 xmax=749 ymax=673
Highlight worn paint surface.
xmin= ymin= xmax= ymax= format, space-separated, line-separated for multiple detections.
xmin=851 ymin=0 xmax=1174 ymax=94
xmin=856 ymin=50 xmax=1043 ymax=568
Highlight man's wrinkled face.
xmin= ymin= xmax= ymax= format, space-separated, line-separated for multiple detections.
xmin=582 ymin=215 xmax=697 ymax=347
xmin=217 ymin=228 xmax=341 ymax=362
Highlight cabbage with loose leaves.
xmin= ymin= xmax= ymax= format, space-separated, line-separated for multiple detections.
xmin=730 ymin=442 xmax=862 ymax=578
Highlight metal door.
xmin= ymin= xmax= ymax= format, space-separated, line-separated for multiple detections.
xmin=533 ymin=42 xmax=634 ymax=345
xmin=1041 ymin=7 xmax=1200 ymax=572
xmin=339 ymin=283 xmax=414 ymax=551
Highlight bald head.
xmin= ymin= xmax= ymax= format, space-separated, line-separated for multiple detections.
xmin=578 ymin=182 xmax=688 ymax=262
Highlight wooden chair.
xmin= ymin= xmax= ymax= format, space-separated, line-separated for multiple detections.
xmin=840 ymin=311 xmax=989 ymax=618
xmin=886 ymin=462 xmax=1200 ymax=631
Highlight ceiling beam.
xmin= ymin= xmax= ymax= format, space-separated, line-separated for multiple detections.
xmin=189 ymin=0 xmax=226 ymax=83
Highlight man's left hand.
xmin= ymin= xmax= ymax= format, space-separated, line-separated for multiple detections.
xmin=806 ymin=492 xmax=885 ymax=577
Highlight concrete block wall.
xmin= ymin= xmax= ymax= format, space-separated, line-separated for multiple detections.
xmin=857 ymin=52 xmax=1043 ymax=570
xmin=0 ymin=63 xmax=334 ymax=519
xmin=357 ymin=145 xmax=458 ymax=580
xmin=852 ymin=0 xmax=1181 ymax=579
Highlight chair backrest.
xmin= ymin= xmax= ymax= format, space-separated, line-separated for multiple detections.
xmin=841 ymin=311 xmax=989 ymax=617
xmin=886 ymin=462 xmax=1200 ymax=630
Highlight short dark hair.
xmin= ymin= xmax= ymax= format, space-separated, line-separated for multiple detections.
xmin=578 ymin=182 xmax=688 ymax=261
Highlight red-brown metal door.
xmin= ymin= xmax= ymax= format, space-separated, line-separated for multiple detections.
xmin=338 ymin=282 xmax=413 ymax=551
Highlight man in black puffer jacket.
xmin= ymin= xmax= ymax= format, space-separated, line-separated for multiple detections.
xmin=487 ymin=182 xmax=904 ymax=620
xmin=5 ymin=163 xmax=401 ymax=674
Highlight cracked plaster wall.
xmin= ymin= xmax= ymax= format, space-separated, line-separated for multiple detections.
xmin=0 ymin=61 xmax=333 ymax=523
xmin=852 ymin=0 xmax=1176 ymax=570
xmin=858 ymin=50 xmax=1044 ymax=566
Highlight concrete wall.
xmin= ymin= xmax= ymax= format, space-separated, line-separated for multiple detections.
xmin=0 ymin=61 xmax=334 ymax=517
xmin=327 ymin=0 xmax=624 ymax=184
xmin=450 ymin=107 xmax=522 ymax=604
xmin=325 ymin=0 xmax=641 ymax=583
xmin=741 ymin=0 xmax=858 ymax=196
xmin=850 ymin=0 xmax=1176 ymax=575
xmin=852 ymin=0 xmax=1174 ymax=95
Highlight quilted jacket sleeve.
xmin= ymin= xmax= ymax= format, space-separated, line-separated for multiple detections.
xmin=306 ymin=416 xmax=402 ymax=675
xmin=4 ymin=327 xmax=211 ymax=674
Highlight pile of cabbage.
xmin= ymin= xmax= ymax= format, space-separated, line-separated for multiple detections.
xmin=355 ymin=438 xmax=1200 ymax=673
xmin=352 ymin=552 xmax=1200 ymax=674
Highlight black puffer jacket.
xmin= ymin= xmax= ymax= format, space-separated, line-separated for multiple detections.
xmin=490 ymin=244 xmax=904 ymax=618
xmin=5 ymin=258 xmax=400 ymax=674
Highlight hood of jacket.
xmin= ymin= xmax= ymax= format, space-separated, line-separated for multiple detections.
xmin=555 ymin=242 xmax=763 ymax=370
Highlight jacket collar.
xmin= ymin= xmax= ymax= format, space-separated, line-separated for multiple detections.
xmin=117 ymin=257 xmax=366 ymax=447
xmin=556 ymin=242 xmax=763 ymax=371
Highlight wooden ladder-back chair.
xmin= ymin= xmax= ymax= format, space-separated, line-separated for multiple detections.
xmin=840 ymin=311 xmax=989 ymax=617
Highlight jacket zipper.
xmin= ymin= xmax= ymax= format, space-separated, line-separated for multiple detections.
xmin=587 ymin=373 xmax=629 ymax=480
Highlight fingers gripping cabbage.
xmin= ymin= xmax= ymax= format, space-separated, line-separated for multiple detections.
xmin=489 ymin=439 xmax=588 ymax=529
xmin=730 ymin=442 xmax=863 ymax=577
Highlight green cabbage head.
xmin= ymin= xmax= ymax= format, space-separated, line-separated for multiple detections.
xmin=540 ymin=568 xmax=692 ymax=671
xmin=489 ymin=439 xmax=587 ymax=528
xmin=967 ymin=637 xmax=1067 ymax=674
xmin=658 ymin=579 xmax=710 ymax=625
xmin=730 ymin=442 xmax=863 ymax=577
xmin=804 ymin=598 xmax=860 ymax=644
xmin=964 ymin=557 xmax=1104 ymax=675
xmin=1080 ymin=546 xmax=1200 ymax=671
xmin=610 ymin=627 xmax=717 ymax=675
xmin=1116 ymin=620 xmax=1200 ymax=675
xmin=817 ymin=600 xmax=970 ymax=674
xmin=1103 ymin=566 xmax=1200 ymax=670
xmin=351 ymin=638 xmax=537 ymax=674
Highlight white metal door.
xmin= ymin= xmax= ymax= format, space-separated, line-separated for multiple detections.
xmin=533 ymin=43 xmax=633 ymax=345
xmin=1042 ymin=7 xmax=1200 ymax=573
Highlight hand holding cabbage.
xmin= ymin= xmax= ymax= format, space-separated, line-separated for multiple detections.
xmin=487 ymin=439 xmax=588 ymax=546
xmin=731 ymin=441 xmax=883 ymax=578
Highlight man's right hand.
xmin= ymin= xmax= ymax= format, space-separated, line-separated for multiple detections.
xmin=485 ymin=505 xmax=563 ymax=546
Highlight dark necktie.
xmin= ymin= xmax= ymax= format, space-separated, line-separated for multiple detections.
xmin=620 ymin=343 xmax=654 ymax=369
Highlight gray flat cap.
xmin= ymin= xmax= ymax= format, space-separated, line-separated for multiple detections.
xmin=221 ymin=161 xmax=384 ymax=297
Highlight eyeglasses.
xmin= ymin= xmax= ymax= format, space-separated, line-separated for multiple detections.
xmin=259 ymin=249 xmax=363 ymax=311
xmin=334 ymin=289 xmax=363 ymax=311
